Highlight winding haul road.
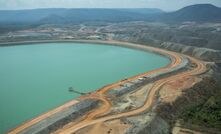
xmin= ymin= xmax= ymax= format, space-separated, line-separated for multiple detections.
xmin=56 ymin=55 xmax=206 ymax=134
xmin=8 ymin=41 xmax=207 ymax=134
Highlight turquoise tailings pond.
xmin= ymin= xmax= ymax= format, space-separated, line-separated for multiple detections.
xmin=0 ymin=42 xmax=169 ymax=133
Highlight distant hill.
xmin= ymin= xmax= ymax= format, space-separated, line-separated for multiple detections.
xmin=0 ymin=4 xmax=221 ymax=25
xmin=0 ymin=9 xmax=66 ymax=23
xmin=117 ymin=8 xmax=163 ymax=14
xmin=160 ymin=4 xmax=221 ymax=22
xmin=0 ymin=8 xmax=158 ymax=24
xmin=39 ymin=9 xmax=147 ymax=24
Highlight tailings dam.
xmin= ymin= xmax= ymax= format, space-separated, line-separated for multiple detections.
xmin=0 ymin=42 xmax=170 ymax=133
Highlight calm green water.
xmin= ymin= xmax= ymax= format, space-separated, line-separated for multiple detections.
xmin=0 ymin=42 xmax=169 ymax=133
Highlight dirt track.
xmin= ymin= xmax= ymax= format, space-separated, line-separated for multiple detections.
xmin=55 ymin=53 xmax=206 ymax=134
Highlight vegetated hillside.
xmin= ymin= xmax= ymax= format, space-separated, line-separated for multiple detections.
xmin=0 ymin=8 xmax=157 ymax=32
xmin=0 ymin=8 xmax=160 ymax=24
xmin=1 ymin=4 xmax=221 ymax=25
xmin=117 ymin=8 xmax=163 ymax=14
xmin=0 ymin=8 xmax=67 ymax=23
xmin=154 ymin=73 xmax=221 ymax=133
xmin=181 ymin=89 xmax=221 ymax=130
xmin=159 ymin=4 xmax=221 ymax=22
xmin=39 ymin=4 xmax=221 ymax=23
xmin=39 ymin=9 xmax=148 ymax=24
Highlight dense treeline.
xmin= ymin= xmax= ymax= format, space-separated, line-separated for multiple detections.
xmin=181 ymin=89 xmax=221 ymax=129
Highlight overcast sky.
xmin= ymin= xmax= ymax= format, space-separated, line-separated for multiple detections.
xmin=0 ymin=0 xmax=221 ymax=11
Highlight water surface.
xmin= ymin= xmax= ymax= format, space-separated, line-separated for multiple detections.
xmin=0 ymin=42 xmax=169 ymax=133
